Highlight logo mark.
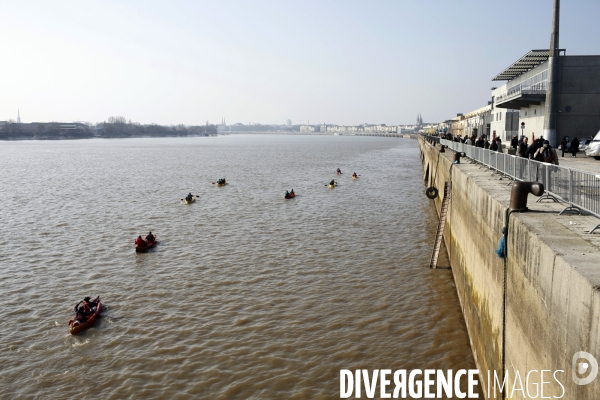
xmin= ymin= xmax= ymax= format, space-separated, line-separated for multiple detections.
xmin=572 ymin=351 xmax=599 ymax=385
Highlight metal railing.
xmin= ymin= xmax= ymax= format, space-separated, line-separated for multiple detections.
xmin=426 ymin=135 xmax=600 ymax=233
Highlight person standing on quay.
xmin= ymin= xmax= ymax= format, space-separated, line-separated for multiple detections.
xmin=571 ymin=137 xmax=580 ymax=157
xmin=489 ymin=138 xmax=499 ymax=152
xmin=518 ymin=137 xmax=529 ymax=158
xmin=534 ymin=140 xmax=559 ymax=165
xmin=560 ymin=137 xmax=568 ymax=157
xmin=511 ymin=135 xmax=519 ymax=150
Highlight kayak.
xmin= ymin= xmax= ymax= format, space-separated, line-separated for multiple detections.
xmin=217 ymin=182 xmax=228 ymax=186
xmin=136 ymin=239 xmax=157 ymax=253
xmin=352 ymin=176 xmax=358 ymax=180
xmin=285 ymin=193 xmax=296 ymax=199
xmin=69 ymin=297 xmax=102 ymax=335
xmin=336 ymin=171 xmax=342 ymax=175
xmin=329 ymin=183 xmax=337 ymax=188
xmin=184 ymin=198 xmax=195 ymax=204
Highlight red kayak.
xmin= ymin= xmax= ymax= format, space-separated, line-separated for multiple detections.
xmin=285 ymin=193 xmax=296 ymax=199
xmin=136 ymin=239 xmax=157 ymax=253
xmin=69 ymin=297 xmax=101 ymax=335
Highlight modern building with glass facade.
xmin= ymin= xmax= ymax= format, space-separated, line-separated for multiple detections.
xmin=492 ymin=49 xmax=600 ymax=144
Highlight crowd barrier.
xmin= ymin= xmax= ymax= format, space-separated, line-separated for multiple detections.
xmin=422 ymin=135 xmax=600 ymax=233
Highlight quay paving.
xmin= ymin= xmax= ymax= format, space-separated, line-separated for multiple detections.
xmin=553 ymin=152 xmax=600 ymax=175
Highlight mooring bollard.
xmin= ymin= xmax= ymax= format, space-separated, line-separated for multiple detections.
xmin=509 ymin=182 xmax=545 ymax=212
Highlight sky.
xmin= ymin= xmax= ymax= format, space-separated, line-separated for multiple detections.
xmin=2 ymin=0 xmax=600 ymax=126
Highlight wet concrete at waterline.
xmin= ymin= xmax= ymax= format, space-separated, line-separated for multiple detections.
xmin=0 ymin=135 xmax=475 ymax=399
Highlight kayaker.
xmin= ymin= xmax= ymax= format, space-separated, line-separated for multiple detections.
xmin=72 ymin=309 xmax=86 ymax=325
xmin=290 ymin=189 xmax=295 ymax=195
xmin=185 ymin=193 xmax=193 ymax=202
xmin=135 ymin=236 xmax=146 ymax=247
xmin=146 ymin=232 xmax=155 ymax=242
xmin=330 ymin=179 xmax=336 ymax=186
xmin=74 ymin=297 xmax=96 ymax=321
xmin=82 ymin=297 xmax=96 ymax=317
xmin=285 ymin=190 xmax=290 ymax=196
xmin=336 ymin=168 xmax=342 ymax=174
xmin=352 ymin=172 xmax=357 ymax=178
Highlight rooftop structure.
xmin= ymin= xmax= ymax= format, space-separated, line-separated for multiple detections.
xmin=492 ymin=49 xmax=563 ymax=81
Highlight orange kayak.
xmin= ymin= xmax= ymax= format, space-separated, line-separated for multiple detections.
xmin=69 ymin=297 xmax=102 ymax=335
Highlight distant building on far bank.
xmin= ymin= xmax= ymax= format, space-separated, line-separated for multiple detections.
xmin=285 ymin=119 xmax=292 ymax=126
xmin=298 ymin=124 xmax=417 ymax=135
xmin=0 ymin=121 xmax=93 ymax=139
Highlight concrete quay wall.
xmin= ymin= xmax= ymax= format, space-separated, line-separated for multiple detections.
xmin=419 ymin=137 xmax=600 ymax=399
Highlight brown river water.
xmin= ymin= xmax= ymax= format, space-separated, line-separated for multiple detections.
xmin=0 ymin=134 xmax=475 ymax=399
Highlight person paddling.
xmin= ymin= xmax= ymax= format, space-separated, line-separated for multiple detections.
xmin=330 ymin=179 xmax=336 ymax=186
xmin=290 ymin=189 xmax=295 ymax=195
xmin=352 ymin=172 xmax=357 ymax=178
xmin=81 ymin=296 xmax=98 ymax=317
xmin=73 ymin=296 xmax=98 ymax=323
xmin=185 ymin=193 xmax=193 ymax=202
xmin=135 ymin=235 xmax=146 ymax=247
xmin=146 ymin=232 xmax=155 ymax=242
xmin=285 ymin=190 xmax=290 ymax=196
xmin=336 ymin=168 xmax=342 ymax=174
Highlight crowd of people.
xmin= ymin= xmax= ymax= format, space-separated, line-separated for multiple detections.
xmin=438 ymin=132 xmax=583 ymax=165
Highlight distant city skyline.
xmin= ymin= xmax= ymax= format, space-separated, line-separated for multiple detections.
xmin=2 ymin=1 xmax=600 ymax=126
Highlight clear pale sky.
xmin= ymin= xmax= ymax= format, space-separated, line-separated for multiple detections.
xmin=2 ymin=0 xmax=599 ymax=126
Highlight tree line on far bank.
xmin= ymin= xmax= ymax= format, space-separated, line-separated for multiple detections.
xmin=0 ymin=116 xmax=218 ymax=140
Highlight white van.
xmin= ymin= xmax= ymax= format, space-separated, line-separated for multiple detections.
xmin=585 ymin=130 xmax=600 ymax=160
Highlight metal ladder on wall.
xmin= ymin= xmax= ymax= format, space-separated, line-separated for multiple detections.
xmin=429 ymin=181 xmax=451 ymax=269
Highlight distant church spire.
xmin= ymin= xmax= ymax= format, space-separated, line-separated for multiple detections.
xmin=17 ymin=109 xmax=21 ymax=123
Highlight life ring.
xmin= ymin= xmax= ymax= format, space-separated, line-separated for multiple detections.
xmin=426 ymin=187 xmax=439 ymax=199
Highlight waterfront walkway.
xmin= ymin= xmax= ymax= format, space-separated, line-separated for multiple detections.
xmin=555 ymin=153 xmax=600 ymax=174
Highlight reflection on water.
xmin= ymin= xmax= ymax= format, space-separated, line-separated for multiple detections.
xmin=0 ymin=135 xmax=473 ymax=399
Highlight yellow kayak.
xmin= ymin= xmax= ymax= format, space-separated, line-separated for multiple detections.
xmin=184 ymin=198 xmax=195 ymax=204
xmin=329 ymin=183 xmax=337 ymax=188
xmin=351 ymin=176 xmax=358 ymax=180
xmin=217 ymin=182 xmax=228 ymax=186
